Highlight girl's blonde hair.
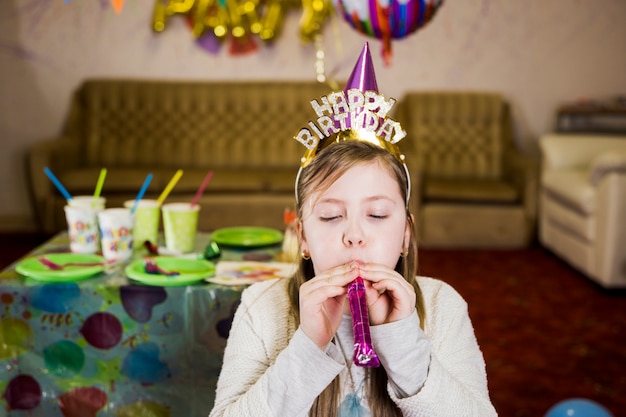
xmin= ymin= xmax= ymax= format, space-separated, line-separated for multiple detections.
xmin=288 ymin=140 xmax=425 ymax=417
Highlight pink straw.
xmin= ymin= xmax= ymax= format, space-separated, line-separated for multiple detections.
xmin=191 ymin=170 xmax=214 ymax=207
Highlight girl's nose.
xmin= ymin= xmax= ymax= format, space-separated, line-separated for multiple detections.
xmin=343 ymin=220 xmax=365 ymax=247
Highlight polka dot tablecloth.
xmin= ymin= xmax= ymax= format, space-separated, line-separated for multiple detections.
xmin=0 ymin=232 xmax=282 ymax=417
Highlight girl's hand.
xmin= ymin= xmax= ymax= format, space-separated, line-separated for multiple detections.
xmin=356 ymin=263 xmax=416 ymax=326
xmin=299 ymin=263 xmax=359 ymax=349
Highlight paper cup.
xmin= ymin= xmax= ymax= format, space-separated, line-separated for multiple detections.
xmin=162 ymin=203 xmax=200 ymax=254
xmin=124 ymin=199 xmax=160 ymax=250
xmin=64 ymin=205 xmax=100 ymax=254
xmin=98 ymin=208 xmax=135 ymax=262
xmin=68 ymin=196 xmax=106 ymax=211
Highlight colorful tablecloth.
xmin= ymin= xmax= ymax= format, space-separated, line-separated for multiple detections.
xmin=0 ymin=233 xmax=284 ymax=417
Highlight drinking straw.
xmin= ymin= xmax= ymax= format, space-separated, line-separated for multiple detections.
xmin=157 ymin=169 xmax=183 ymax=206
xmin=44 ymin=167 xmax=72 ymax=201
xmin=190 ymin=170 xmax=214 ymax=208
xmin=93 ymin=168 xmax=107 ymax=207
xmin=130 ymin=173 xmax=153 ymax=214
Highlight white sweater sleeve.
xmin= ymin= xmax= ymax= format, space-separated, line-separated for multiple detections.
xmin=371 ymin=311 xmax=431 ymax=397
xmin=387 ymin=277 xmax=498 ymax=417
xmin=209 ymin=279 xmax=344 ymax=417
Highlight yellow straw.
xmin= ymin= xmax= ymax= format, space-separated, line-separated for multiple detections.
xmin=157 ymin=169 xmax=183 ymax=206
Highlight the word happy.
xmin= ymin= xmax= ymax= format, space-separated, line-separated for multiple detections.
xmin=295 ymin=89 xmax=406 ymax=152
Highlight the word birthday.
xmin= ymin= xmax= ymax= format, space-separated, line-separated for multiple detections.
xmin=295 ymin=89 xmax=406 ymax=151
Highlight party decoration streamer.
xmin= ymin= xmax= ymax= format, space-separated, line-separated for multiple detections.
xmin=111 ymin=0 xmax=125 ymax=14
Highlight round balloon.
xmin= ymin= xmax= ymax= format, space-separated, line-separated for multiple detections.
xmin=333 ymin=0 xmax=444 ymax=64
xmin=545 ymin=398 xmax=614 ymax=417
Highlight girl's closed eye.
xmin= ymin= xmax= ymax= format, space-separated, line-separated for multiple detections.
xmin=320 ymin=214 xmax=342 ymax=222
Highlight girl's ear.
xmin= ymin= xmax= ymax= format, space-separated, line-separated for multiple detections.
xmin=296 ymin=220 xmax=308 ymax=253
xmin=404 ymin=213 xmax=414 ymax=251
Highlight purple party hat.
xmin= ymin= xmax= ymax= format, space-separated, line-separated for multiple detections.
xmin=293 ymin=42 xmax=411 ymax=204
xmin=343 ymin=42 xmax=379 ymax=94
xmin=294 ymin=42 xmax=406 ymax=168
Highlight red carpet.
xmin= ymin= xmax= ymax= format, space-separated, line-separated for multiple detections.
xmin=1 ymin=234 xmax=624 ymax=416
xmin=418 ymin=245 xmax=625 ymax=417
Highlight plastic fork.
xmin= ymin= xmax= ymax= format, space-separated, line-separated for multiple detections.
xmin=38 ymin=257 xmax=112 ymax=270
xmin=143 ymin=258 xmax=180 ymax=276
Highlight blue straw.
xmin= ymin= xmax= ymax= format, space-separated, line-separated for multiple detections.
xmin=44 ymin=167 xmax=72 ymax=201
xmin=130 ymin=173 xmax=153 ymax=214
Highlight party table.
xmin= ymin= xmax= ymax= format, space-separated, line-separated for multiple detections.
xmin=0 ymin=232 xmax=286 ymax=417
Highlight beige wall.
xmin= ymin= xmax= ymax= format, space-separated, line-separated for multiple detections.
xmin=1 ymin=0 xmax=625 ymax=231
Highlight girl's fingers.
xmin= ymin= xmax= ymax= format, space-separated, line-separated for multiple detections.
xmin=357 ymin=263 xmax=413 ymax=292
xmin=354 ymin=263 xmax=416 ymax=324
xmin=303 ymin=263 xmax=359 ymax=291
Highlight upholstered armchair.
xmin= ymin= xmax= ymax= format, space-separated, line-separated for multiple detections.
xmin=395 ymin=91 xmax=538 ymax=248
xmin=539 ymin=133 xmax=626 ymax=288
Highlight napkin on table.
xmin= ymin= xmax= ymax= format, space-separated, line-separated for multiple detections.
xmin=206 ymin=261 xmax=298 ymax=286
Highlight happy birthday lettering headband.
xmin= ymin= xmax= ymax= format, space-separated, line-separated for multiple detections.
xmin=294 ymin=42 xmax=411 ymax=206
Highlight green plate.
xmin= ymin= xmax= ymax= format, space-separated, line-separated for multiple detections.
xmin=211 ymin=227 xmax=283 ymax=248
xmin=15 ymin=253 xmax=107 ymax=282
xmin=125 ymin=257 xmax=215 ymax=286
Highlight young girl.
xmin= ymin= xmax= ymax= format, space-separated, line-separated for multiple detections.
xmin=209 ymin=45 xmax=497 ymax=417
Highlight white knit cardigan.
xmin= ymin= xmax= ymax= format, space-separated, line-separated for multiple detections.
xmin=209 ymin=276 xmax=498 ymax=417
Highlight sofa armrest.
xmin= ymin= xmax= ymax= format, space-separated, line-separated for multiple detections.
xmin=540 ymin=133 xmax=626 ymax=170
xmin=589 ymin=151 xmax=626 ymax=186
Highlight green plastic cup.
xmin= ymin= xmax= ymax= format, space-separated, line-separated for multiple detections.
xmin=124 ymin=199 xmax=160 ymax=250
xmin=162 ymin=203 xmax=200 ymax=254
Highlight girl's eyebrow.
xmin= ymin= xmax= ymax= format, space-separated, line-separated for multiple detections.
xmin=317 ymin=195 xmax=396 ymax=205
xmin=316 ymin=198 xmax=344 ymax=205
xmin=365 ymin=195 xmax=395 ymax=203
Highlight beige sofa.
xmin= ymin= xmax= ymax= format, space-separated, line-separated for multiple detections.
xmin=28 ymin=79 xmax=333 ymax=233
xmin=28 ymin=82 xmax=537 ymax=249
xmin=394 ymin=91 xmax=538 ymax=248
xmin=539 ymin=133 xmax=626 ymax=288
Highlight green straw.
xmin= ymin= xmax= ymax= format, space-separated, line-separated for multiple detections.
xmin=93 ymin=168 xmax=107 ymax=208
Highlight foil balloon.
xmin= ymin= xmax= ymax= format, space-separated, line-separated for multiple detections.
xmin=300 ymin=0 xmax=333 ymax=43
xmin=256 ymin=0 xmax=282 ymax=41
xmin=333 ymin=0 xmax=445 ymax=65
xmin=153 ymin=0 xmax=335 ymax=55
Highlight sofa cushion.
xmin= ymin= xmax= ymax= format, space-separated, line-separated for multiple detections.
xmin=399 ymin=92 xmax=508 ymax=179
xmin=542 ymin=170 xmax=595 ymax=214
xmin=79 ymin=80 xmax=331 ymax=169
xmin=420 ymin=203 xmax=528 ymax=248
xmin=423 ymin=178 xmax=519 ymax=203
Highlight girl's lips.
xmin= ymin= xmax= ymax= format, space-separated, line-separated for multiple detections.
xmin=349 ymin=260 xmax=363 ymax=271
